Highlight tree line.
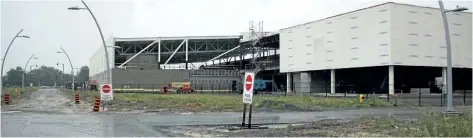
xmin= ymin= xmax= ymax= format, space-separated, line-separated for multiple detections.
xmin=2 ymin=65 xmax=89 ymax=87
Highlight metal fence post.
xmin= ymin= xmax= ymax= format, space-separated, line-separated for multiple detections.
xmin=440 ymin=91 xmax=444 ymax=106
xmin=387 ymin=91 xmax=390 ymax=102
xmin=418 ymin=88 xmax=421 ymax=106
xmin=464 ymin=89 xmax=467 ymax=106
xmin=228 ymin=83 xmax=231 ymax=95
xmin=218 ymin=83 xmax=221 ymax=94
xmin=200 ymin=84 xmax=203 ymax=94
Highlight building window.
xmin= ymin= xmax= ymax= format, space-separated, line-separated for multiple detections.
xmin=408 ymin=22 xmax=418 ymax=24
xmin=409 ymin=44 xmax=418 ymax=46
xmin=379 ymin=20 xmax=388 ymax=24
xmin=379 ymin=31 xmax=388 ymax=34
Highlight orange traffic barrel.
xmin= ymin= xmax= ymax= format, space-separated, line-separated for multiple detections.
xmin=75 ymin=93 xmax=80 ymax=104
xmin=93 ymin=97 xmax=100 ymax=112
xmin=4 ymin=94 xmax=10 ymax=104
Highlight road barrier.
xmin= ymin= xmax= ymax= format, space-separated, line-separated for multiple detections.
xmin=4 ymin=94 xmax=10 ymax=104
xmin=75 ymin=93 xmax=80 ymax=104
xmin=93 ymin=97 xmax=100 ymax=112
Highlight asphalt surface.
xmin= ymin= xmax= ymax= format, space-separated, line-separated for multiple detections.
xmin=2 ymin=88 xmax=471 ymax=137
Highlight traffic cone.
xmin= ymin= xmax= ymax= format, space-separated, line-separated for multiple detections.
xmin=93 ymin=97 xmax=100 ymax=112
xmin=74 ymin=93 xmax=80 ymax=104
xmin=4 ymin=93 xmax=10 ymax=104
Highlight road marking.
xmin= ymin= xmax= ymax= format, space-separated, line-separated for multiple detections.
xmin=1 ymin=111 xmax=21 ymax=114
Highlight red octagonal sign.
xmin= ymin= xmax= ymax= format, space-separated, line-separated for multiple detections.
xmin=245 ymin=75 xmax=253 ymax=91
xmin=102 ymin=85 xmax=111 ymax=93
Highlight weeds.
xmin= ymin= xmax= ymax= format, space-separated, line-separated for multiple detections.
xmin=360 ymin=110 xmax=472 ymax=137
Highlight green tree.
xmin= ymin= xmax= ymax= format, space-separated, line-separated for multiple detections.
xmin=76 ymin=66 xmax=89 ymax=83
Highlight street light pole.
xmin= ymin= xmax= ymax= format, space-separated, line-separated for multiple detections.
xmin=69 ymin=0 xmax=112 ymax=86
xmin=1 ymin=29 xmax=30 ymax=94
xmin=22 ymin=54 xmax=38 ymax=89
xmin=57 ymin=62 xmax=65 ymax=87
xmin=58 ymin=47 xmax=75 ymax=90
xmin=438 ymin=0 xmax=468 ymax=112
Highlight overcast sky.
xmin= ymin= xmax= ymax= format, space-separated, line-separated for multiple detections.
xmin=1 ymin=0 xmax=471 ymax=74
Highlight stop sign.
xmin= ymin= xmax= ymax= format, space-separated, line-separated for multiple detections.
xmin=102 ymin=84 xmax=111 ymax=93
xmin=245 ymin=75 xmax=253 ymax=91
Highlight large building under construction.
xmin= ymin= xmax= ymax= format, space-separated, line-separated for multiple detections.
xmin=89 ymin=2 xmax=472 ymax=94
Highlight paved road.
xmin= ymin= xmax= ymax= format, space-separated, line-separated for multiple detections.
xmin=2 ymin=89 xmax=471 ymax=137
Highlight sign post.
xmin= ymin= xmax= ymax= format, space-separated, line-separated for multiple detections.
xmin=242 ymin=72 xmax=254 ymax=128
xmin=100 ymin=84 xmax=113 ymax=111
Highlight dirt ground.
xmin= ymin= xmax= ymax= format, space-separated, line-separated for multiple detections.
xmin=153 ymin=117 xmax=403 ymax=137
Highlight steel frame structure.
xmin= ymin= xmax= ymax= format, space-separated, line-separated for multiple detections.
xmin=112 ymin=36 xmax=241 ymax=69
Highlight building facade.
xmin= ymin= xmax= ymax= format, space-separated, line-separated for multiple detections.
xmin=280 ymin=2 xmax=472 ymax=94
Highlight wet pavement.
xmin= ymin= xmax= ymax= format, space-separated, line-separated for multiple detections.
xmin=2 ymin=89 xmax=471 ymax=137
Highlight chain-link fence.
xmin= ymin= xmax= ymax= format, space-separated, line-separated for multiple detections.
xmin=111 ymin=82 xmax=472 ymax=107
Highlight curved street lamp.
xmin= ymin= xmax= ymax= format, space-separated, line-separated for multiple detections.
xmin=22 ymin=54 xmax=38 ymax=89
xmin=68 ymin=0 xmax=111 ymax=86
xmin=57 ymin=47 xmax=75 ymax=90
xmin=1 ymin=29 xmax=30 ymax=93
xmin=438 ymin=0 xmax=468 ymax=113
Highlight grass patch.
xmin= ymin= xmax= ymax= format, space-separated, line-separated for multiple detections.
xmin=2 ymin=87 xmax=38 ymax=97
xmin=76 ymin=93 xmax=390 ymax=112
xmin=360 ymin=110 xmax=472 ymax=137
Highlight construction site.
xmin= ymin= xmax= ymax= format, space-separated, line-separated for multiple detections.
xmin=89 ymin=21 xmax=283 ymax=94
xmin=89 ymin=2 xmax=472 ymax=95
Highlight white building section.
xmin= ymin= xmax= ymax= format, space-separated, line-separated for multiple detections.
xmin=89 ymin=36 xmax=115 ymax=80
xmin=279 ymin=2 xmax=472 ymax=73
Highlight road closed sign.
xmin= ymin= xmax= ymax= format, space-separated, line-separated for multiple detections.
xmin=100 ymin=84 xmax=113 ymax=101
xmin=242 ymin=72 xmax=254 ymax=104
